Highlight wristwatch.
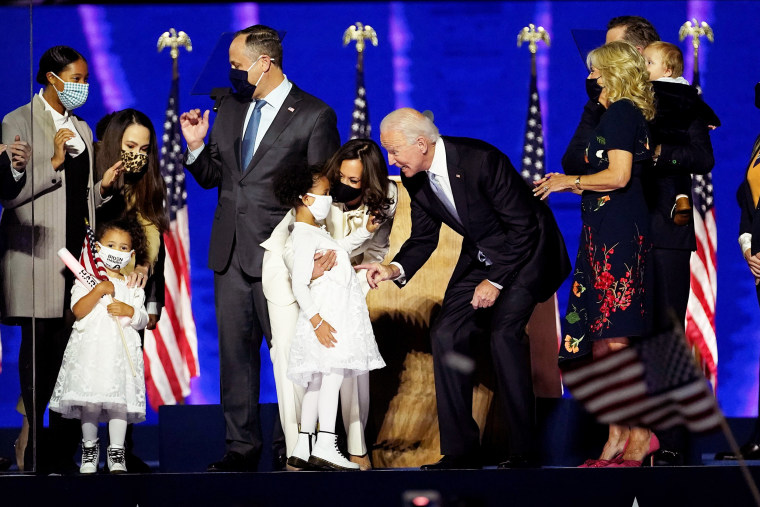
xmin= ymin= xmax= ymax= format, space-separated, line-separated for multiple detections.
xmin=574 ymin=176 xmax=582 ymax=190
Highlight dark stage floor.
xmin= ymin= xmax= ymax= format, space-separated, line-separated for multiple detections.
xmin=2 ymin=465 xmax=760 ymax=507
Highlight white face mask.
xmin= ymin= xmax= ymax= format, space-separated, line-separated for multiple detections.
xmin=304 ymin=193 xmax=333 ymax=221
xmin=96 ymin=243 xmax=134 ymax=271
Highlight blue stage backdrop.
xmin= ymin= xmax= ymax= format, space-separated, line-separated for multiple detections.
xmin=1 ymin=1 xmax=758 ymax=427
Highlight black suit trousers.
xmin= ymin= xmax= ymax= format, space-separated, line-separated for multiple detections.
xmin=430 ymin=262 xmax=537 ymax=457
xmin=651 ymin=247 xmax=691 ymax=331
xmin=214 ymin=241 xmax=272 ymax=458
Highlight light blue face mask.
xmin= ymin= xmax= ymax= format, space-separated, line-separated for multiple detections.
xmin=51 ymin=72 xmax=89 ymax=110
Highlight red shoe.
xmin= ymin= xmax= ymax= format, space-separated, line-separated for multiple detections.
xmin=578 ymin=437 xmax=631 ymax=468
xmin=607 ymin=433 xmax=660 ymax=468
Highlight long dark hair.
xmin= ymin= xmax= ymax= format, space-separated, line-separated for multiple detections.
xmin=96 ymin=109 xmax=168 ymax=233
xmin=324 ymin=139 xmax=394 ymax=221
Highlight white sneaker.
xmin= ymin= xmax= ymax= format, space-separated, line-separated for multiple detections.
xmin=107 ymin=445 xmax=127 ymax=474
xmin=286 ymin=431 xmax=314 ymax=470
xmin=80 ymin=440 xmax=100 ymax=474
xmin=308 ymin=431 xmax=360 ymax=471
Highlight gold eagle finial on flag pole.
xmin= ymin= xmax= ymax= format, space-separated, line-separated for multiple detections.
xmin=343 ymin=22 xmax=378 ymax=54
xmin=517 ymin=24 xmax=550 ymax=76
xmin=158 ymin=28 xmax=192 ymax=60
xmin=678 ymin=19 xmax=714 ymax=75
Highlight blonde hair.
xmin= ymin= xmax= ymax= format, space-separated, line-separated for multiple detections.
xmin=587 ymin=41 xmax=656 ymax=121
xmin=380 ymin=108 xmax=440 ymax=145
xmin=647 ymin=41 xmax=684 ymax=78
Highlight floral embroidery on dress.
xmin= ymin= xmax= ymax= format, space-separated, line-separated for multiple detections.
xmin=593 ymin=195 xmax=610 ymax=211
xmin=564 ymin=334 xmax=584 ymax=354
xmin=583 ymin=225 xmax=649 ymax=334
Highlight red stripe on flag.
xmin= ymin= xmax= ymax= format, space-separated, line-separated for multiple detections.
xmin=151 ymin=325 xmax=184 ymax=404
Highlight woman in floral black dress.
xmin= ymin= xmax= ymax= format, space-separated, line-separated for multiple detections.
xmin=534 ymin=41 xmax=657 ymax=467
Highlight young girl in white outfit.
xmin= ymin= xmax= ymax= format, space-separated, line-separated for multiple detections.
xmin=49 ymin=217 xmax=148 ymax=474
xmin=274 ymin=164 xmax=385 ymax=471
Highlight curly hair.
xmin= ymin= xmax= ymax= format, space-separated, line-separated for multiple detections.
xmin=587 ymin=41 xmax=656 ymax=121
xmin=95 ymin=109 xmax=168 ymax=233
xmin=273 ymin=164 xmax=325 ymax=208
xmin=324 ymin=139 xmax=394 ymax=221
xmin=96 ymin=215 xmax=148 ymax=267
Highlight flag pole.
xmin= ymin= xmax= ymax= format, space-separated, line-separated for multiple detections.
xmin=343 ymin=22 xmax=377 ymax=140
xmin=679 ymin=19 xmax=714 ymax=92
xmin=158 ymin=28 xmax=193 ymax=79
xmin=517 ymin=23 xmax=550 ymax=79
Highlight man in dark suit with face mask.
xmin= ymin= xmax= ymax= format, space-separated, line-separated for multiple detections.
xmin=180 ymin=24 xmax=339 ymax=472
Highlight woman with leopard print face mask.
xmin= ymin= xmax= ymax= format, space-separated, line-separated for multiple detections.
xmin=95 ymin=109 xmax=168 ymax=319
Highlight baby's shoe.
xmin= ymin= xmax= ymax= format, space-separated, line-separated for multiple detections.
xmin=286 ymin=431 xmax=315 ymax=470
xmin=308 ymin=431 xmax=360 ymax=471
xmin=80 ymin=439 xmax=100 ymax=474
xmin=107 ymin=445 xmax=127 ymax=474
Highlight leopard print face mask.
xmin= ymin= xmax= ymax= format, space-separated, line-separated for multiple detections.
xmin=120 ymin=150 xmax=148 ymax=174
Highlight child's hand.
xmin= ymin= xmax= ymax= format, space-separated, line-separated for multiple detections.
xmin=107 ymin=299 xmax=135 ymax=319
xmin=366 ymin=214 xmax=382 ymax=233
xmin=310 ymin=314 xmax=337 ymax=348
xmin=97 ymin=280 xmax=115 ymax=298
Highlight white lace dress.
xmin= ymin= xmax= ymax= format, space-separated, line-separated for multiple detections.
xmin=286 ymin=222 xmax=385 ymax=387
xmin=49 ymin=277 xmax=148 ymax=423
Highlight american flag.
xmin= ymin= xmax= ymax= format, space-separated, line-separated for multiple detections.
xmin=348 ymin=57 xmax=370 ymax=140
xmin=520 ymin=60 xmax=561 ymax=376
xmin=143 ymin=74 xmax=199 ymax=411
xmin=519 ymin=68 xmax=545 ymax=184
xmin=685 ymin=65 xmax=718 ymax=389
xmin=563 ymin=328 xmax=722 ymax=433
xmin=80 ymin=220 xmax=108 ymax=282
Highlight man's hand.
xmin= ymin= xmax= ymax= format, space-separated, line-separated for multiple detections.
xmin=147 ymin=314 xmax=159 ymax=330
xmin=354 ymin=262 xmax=399 ymax=289
xmin=9 ymin=135 xmax=31 ymax=171
xmin=311 ymin=250 xmax=337 ymax=280
xmin=180 ymin=109 xmax=210 ymax=151
xmin=745 ymin=249 xmax=760 ymax=284
xmin=470 ymin=280 xmax=500 ymax=309
xmin=310 ymin=313 xmax=337 ymax=348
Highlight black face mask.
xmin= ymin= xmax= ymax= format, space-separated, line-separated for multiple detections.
xmin=331 ymin=181 xmax=363 ymax=203
xmin=586 ymin=77 xmax=603 ymax=101
xmin=229 ymin=68 xmax=257 ymax=98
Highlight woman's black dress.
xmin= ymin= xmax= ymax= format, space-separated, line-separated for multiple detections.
xmin=561 ymin=99 xmax=654 ymax=363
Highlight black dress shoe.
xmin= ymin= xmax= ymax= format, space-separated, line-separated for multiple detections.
xmin=420 ymin=455 xmax=481 ymax=470
xmin=715 ymin=442 xmax=760 ymax=461
xmin=497 ymin=455 xmax=538 ymax=469
xmin=651 ymin=449 xmax=684 ymax=466
xmin=0 ymin=457 xmax=12 ymax=472
xmin=207 ymin=451 xmax=257 ymax=472
xmin=271 ymin=453 xmax=287 ymax=471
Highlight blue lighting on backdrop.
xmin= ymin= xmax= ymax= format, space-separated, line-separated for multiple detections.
xmin=1 ymin=1 xmax=759 ymax=428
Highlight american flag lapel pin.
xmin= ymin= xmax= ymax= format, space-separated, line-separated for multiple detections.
xmin=288 ymin=107 xmax=295 ymax=112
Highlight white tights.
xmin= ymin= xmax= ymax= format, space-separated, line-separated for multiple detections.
xmin=80 ymin=406 xmax=128 ymax=447
xmin=300 ymin=369 xmax=345 ymax=434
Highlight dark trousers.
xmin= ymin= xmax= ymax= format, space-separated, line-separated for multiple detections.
xmin=214 ymin=244 xmax=272 ymax=458
xmin=651 ymin=247 xmax=691 ymax=331
xmin=18 ymin=316 xmax=81 ymax=472
xmin=431 ymin=263 xmax=537 ymax=457
xmin=651 ymin=247 xmax=692 ymax=456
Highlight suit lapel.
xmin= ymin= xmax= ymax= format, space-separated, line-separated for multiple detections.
xmin=243 ymin=85 xmax=302 ymax=177
xmin=443 ymin=138 xmax=469 ymax=229
xmin=231 ymin=97 xmax=251 ymax=177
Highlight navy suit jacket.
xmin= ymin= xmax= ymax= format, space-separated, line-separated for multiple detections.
xmin=185 ymin=83 xmax=340 ymax=277
xmin=393 ymin=136 xmax=570 ymax=303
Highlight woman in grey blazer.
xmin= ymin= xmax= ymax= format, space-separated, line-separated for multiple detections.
xmin=1 ymin=46 xmax=119 ymax=473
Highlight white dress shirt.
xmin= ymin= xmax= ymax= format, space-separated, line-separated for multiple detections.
xmin=187 ymin=76 xmax=293 ymax=163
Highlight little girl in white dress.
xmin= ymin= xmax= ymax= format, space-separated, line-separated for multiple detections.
xmin=274 ymin=164 xmax=385 ymax=471
xmin=49 ymin=218 xmax=148 ymax=474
